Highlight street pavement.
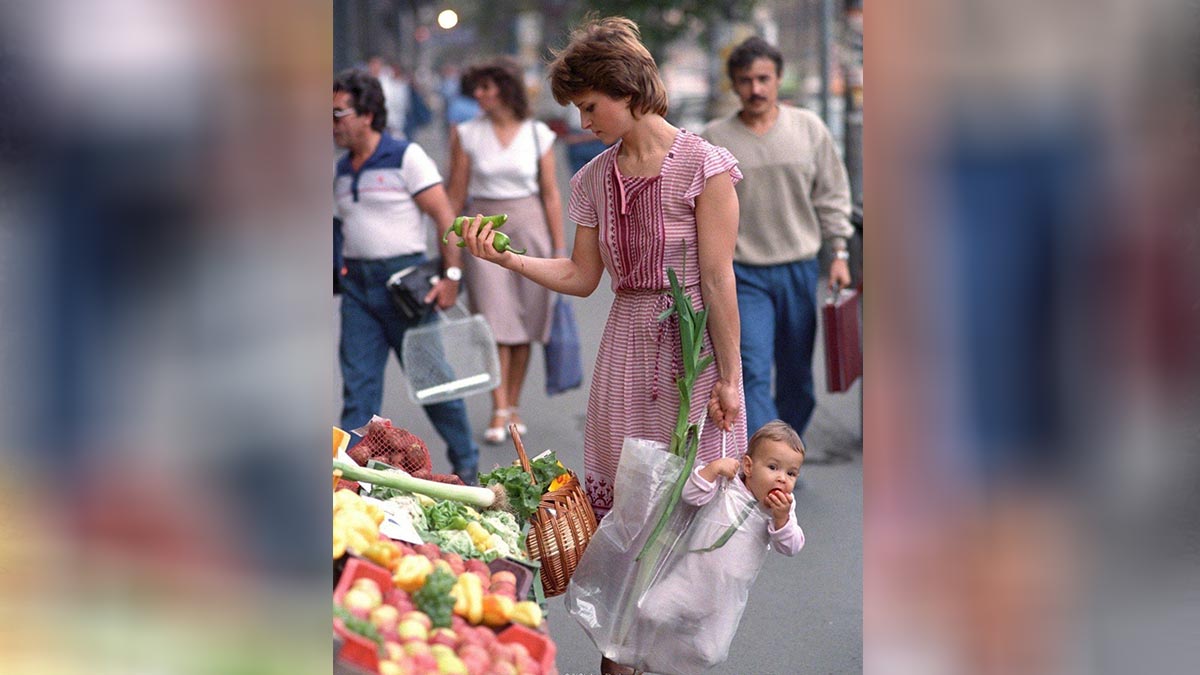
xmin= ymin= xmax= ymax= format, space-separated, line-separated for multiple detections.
xmin=332 ymin=123 xmax=862 ymax=674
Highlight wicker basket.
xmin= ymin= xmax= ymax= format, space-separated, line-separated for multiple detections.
xmin=510 ymin=424 xmax=598 ymax=597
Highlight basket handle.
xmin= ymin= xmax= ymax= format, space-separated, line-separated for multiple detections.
xmin=509 ymin=423 xmax=538 ymax=486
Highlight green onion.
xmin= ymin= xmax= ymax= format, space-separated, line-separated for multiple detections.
xmin=690 ymin=497 xmax=757 ymax=553
xmin=333 ymin=460 xmax=496 ymax=509
xmin=636 ymin=266 xmax=711 ymax=562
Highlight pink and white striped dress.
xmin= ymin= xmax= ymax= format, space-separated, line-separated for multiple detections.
xmin=568 ymin=129 xmax=748 ymax=518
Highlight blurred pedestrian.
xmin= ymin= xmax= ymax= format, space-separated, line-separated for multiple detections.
xmin=447 ymin=57 xmax=566 ymax=445
xmin=365 ymin=57 xmax=432 ymax=141
xmin=454 ymin=16 xmax=747 ymax=567
xmin=333 ymin=69 xmax=479 ymax=484
xmin=366 ymin=56 xmax=409 ymax=139
xmin=701 ymin=37 xmax=854 ymax=438
xmin=439 ymin=63 xmax=481 ymax=129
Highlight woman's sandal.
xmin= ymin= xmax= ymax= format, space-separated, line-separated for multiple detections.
xmin=509 ymin=407 xmax=528 ymax=436
xmin=483 ymin=408 xmax=511 ymax=445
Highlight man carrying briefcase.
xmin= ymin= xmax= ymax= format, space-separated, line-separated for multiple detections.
xmin=702 ymin=37 xmax=856 ymax=437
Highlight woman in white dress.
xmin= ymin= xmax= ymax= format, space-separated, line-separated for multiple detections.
xmin=448 ymin=57 xmax=566 ymax=444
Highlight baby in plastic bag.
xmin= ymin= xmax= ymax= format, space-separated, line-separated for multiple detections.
xmin=637 ymin=420 xmax=806 ymax=673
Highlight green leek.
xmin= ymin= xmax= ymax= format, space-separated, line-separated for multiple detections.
xmin=333 ymin=460 xmax=496 ymax=510
xmin=636 ymin=266 xmax=711 ymax=561
xmin=690 ymin=497 xmax=757 ymax=553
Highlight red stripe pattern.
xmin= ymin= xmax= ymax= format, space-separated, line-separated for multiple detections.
xmin=569 ymin=130 xmax=748 ymax=517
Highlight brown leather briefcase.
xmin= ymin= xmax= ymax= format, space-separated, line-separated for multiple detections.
xmin=823 ymin=288 xmax=862 ymax=392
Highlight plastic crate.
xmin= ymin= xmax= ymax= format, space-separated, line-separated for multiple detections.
xmin=333 ymin=557 xmax=391 ymax=671
xmin=498 ymin=623 xmax=558 ymax=675
xmin=333 ymin=618 xmax=379 ymax=673
xmin=487 ymin=556 xmax=536 ymax=603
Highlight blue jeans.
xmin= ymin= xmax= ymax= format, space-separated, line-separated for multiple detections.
xmin=735 ymin=259 xmax=820 ymax=437
xmin=339 ymin=254 xmax=479 ymax=479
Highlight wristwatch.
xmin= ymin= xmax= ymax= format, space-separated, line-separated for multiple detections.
xmin=444 ymin=266 xmax=463 ymax=282
xmin=834 ymin=250 xmax=850 ymax=261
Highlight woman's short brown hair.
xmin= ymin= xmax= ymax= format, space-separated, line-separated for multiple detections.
xmin=462 ymin=56 xmax=530 ymax=119
xmin=547 ymin=16 xmax=668 ymax=117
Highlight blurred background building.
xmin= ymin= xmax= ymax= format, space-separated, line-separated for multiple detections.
xmin=332 ymin=0 xmax=863 ymax=206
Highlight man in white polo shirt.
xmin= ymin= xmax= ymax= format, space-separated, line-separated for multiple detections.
xmin=334 ymin=69 xmax=478 ymax=484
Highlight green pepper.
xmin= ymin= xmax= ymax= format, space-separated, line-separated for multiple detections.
xmin=442 ymin=214 xmax=508 ymax=244
xmin=453 ymin=230 xmax=526 ymax=255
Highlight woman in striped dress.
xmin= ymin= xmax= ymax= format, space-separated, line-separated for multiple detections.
xmin=455 ymin=17 xmax=748 ymax=521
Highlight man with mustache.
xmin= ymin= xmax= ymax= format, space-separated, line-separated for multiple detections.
xmin=702 ymin=37 xmax=854 ymax=439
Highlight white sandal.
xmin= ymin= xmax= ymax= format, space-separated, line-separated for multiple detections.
xmin=484 ymin=409 xmax=512 ymax=445
xmin=509 ymin=407 xmax=528 ymax=435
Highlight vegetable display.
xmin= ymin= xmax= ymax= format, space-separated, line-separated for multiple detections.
xmin=411 ymin=494 xmax=524 ymax=561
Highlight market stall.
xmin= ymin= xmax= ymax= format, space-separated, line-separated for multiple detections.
xmin=332 ymin=418 xmax=593 ymax=675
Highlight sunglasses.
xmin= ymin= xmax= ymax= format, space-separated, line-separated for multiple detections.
xmin=333 ymin=107 xmax=357 ymax=121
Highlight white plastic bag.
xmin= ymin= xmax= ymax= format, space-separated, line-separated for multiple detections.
xmin=567 ymin=437 xmax=770 ymax=674
xmin=637 ymin=476 xmax=770 ymax=673
xmin=566 ymin=437 xmax=696 ymax=667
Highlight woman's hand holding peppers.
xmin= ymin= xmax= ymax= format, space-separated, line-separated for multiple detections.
xmin=461 ymin=214 xmax=518 ymax=267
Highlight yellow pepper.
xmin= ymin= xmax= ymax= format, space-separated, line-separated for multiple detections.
xmin=392 ymin=554 xmax=434 ymax=593
xmin=548 ymin=469 xmax=571 ymax=493
xmin=363 ymin=540 xmax=399 ymax=570
xmin=481 ymin=594 xmax=515 ymax=627
xmin=332 ymin=530 xmax=346 ymax=559
xmin=363 ymin=501 xmax=386 ymax=526
xmin=451 ymin=572 xmax=484 ymax=624
xmin=334 ymin=509 xmax=377 ymax=540
xmin=466 ymin=522 xmax=491 ymax=551
xmin=510 ymin=600 xmax=543 ymax=628
xmin=333 ymin=488 xmax=360 ymax=513
xmin=344 ymin=530 xmax=371 ymax=555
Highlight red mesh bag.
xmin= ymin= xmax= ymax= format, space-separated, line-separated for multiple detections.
xmin=334 ymin=479 xmax=361 ymax=493
xmin=347 ymin=417 xmax=433 ymax=475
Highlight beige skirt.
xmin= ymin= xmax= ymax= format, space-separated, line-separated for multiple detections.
xmin=462 ymin=195 xmax=554 ymax=345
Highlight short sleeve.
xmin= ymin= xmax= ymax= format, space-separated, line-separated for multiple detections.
xmin=401 ymin=142 xmax=443 ymax=195
xmin=567 ymin=170 xmax=598 ymax=228
xmin=453 ymin=119 xmax=479 ymax=160
xmin=533 ymin=121 xmax=557 ymax=158
xmin=684 ymin=143 xmax=743 ymax=208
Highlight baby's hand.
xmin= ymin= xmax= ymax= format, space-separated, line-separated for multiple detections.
xmin=764 ymin=488 xmax=793 ymax=528
xmin=706 ymin=457 xmax=740 ymax=480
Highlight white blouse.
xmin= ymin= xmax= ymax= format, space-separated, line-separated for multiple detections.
xmin=456 ymin=116 xmax=556 ymax=200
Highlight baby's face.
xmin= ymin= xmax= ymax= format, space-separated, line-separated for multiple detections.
xmin=741 ymin=439 xmax=803 ymax=504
